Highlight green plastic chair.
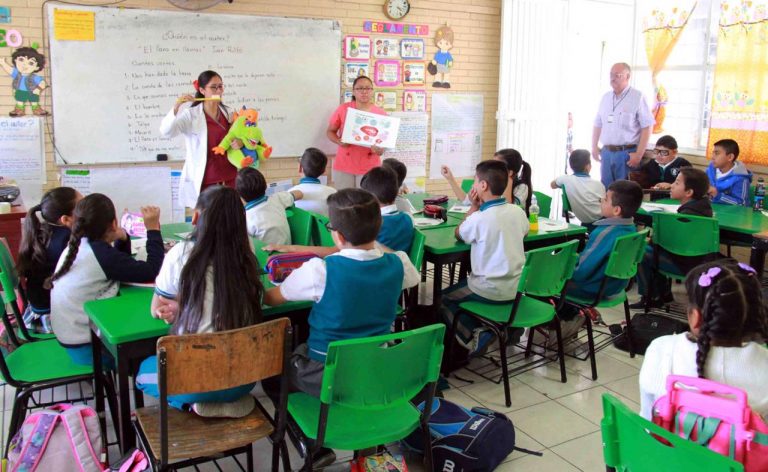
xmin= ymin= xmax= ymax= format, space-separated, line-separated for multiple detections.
xmin=0 ymin=273 xmax=118 ymax=454
xmin=460 ymin=179 xmax=473 ymax=194
xmin=286 ymin=207 xmax=314 ymax=246
xmin=601 ymin=394 xmax=744 ymax=472
xmin=311 ymin=214 xmax=335 ymax=248
xmin=454 ymin=240 xmax=579 ymax=407
xmin=287 ymin=324 xmax=445 ymax=471
xmin=565 ymin=229 xmax=649 ymax=374
xmin=0 ymin=254 xmax=54 ymax=343
xmin=561 ymin=188 xmax=572 ymax=223
xmin=396 ymin=231 xmax=426 ymax=331
xmin=533 ymin=191 xmax=551 ymax=219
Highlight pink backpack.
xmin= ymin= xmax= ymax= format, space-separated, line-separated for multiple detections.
xmin=652 ymin=375 xmax=768 ymax=472
xmin=7 ymin=404 xmax=105 ymax=472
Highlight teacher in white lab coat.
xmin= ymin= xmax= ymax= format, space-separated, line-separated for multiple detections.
xmin=160 ymin=70 xmax=242 ymax=208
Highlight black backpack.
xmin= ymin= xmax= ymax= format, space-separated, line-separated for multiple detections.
xmin=610 ymin=313 xmax=688 ymax=355
xmin=403 ymin=398 xmax=541 ymax=471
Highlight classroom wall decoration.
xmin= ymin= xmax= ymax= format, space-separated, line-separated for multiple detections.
xmin=374 ymin=60 xmax=400 ymax=86
xmin=363 ymin=20 xmax=429 ymax=36
xmin=372 ymin=37 xmax=399 ymax=58
xmin=400 ymin=38 xmax=424 ymax=59
xmin=344 ymin=35 xmax=371 ymax=60
xmin=1 ymin=45 xmax=49 ymax=117
xmin=0 ymin=28 xmax=22 ymax=47
xmin=0 ymin=7 xmax=10 ymax=24
xmin=403 ymin=90 xmax=426 ymax=112
xmin=343 ymin=90 xmax=353 ymax=102
xmin=345 ymin=62 xmax=370 ymax=86
xmin=374 ymin=90 xmax=398 ymax=111
xmin=402 ymin=61 xmax=425 ymax=86
xmin=428 ymin=25 xmax=455 ymax=89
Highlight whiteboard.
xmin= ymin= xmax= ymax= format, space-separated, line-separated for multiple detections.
xmin=47 ymin=5 xmax=341 ymax=164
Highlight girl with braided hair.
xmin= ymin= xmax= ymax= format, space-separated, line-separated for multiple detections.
xmin=639 ymin=259 xmax=768 ymax=420
xmin=50 ymin=194 xmax=164 ymax=365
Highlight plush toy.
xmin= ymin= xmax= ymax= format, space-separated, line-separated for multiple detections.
xmin=212 ymin=106 xmax=272 ymax=169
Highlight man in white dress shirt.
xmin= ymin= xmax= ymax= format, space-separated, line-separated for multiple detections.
xmin=592 ymin=63 xmax=655 ymax=188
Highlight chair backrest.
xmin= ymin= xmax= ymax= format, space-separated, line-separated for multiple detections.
xmin=601 ymin=394 xmax=744 ymax=472
xmin=561 ymin=188 xmax=571 ymax=222
xmin=319 ymin=324 xmax=445 ymax=407
xmin=286 ymin=207 xmax=314 ymax=246
xmin=517 ymin=240 xmax=579 ymax=298
xmin=604 ymin=229 xmax=649 ymax=280
xmin=0 ymin=238 xmax=19 ymax=290
xmin=533 ymin=191 xmax=551 ymax=218
xmin=651 ymin=212 xmax=720 ymax=257
xmin=312 ymin=214 xmax=335 ymax=247
xmin=408 ymin=231 xmax=425 ymax=270
xmin=460 ymin=179 xmax=473 ymax=194
xmin=158 ymin=317 xmax=291 ymax=396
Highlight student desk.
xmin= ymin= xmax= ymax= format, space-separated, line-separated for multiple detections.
xmin=637 ymin=200 xmax=768 ymax=274
xmin=87 ymin=228 xmax=312 ymax=453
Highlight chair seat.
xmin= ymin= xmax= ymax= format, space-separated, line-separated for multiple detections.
xmin=566 ymin=291 xmax=627 ymax=309
xmin=18 ymin=330 xmax=56 ymax=342
xmin=135 ymin=401 xmax=273 ymax=461
xmin=658 ymin=269 xmax=686 ymax=281
xmin=459 ymin=296 xmax=554 ymax=326
xmin=287 ymin=392 xmax=420 ymax=451
xmin=3 ymin=340 xmax=93 ymax=383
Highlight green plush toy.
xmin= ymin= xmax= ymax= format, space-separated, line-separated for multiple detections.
xmin=212 ymin=106 xmax=273 ymax=169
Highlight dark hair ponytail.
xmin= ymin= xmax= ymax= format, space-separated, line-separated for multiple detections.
xmin=17 ymin=187 xmax=78 ymax=278
xmin=495 ymin=148 xmax=533 ymax=213
xmin=684 ymin=260 xmax=768 ymax=378
xmin=173 ymin=186 xmax=263 ymax=335
xmin=51 ymin=193 xmax=117 ymax=285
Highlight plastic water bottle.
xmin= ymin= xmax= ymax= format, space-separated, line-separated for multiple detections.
xmin=529 ymin=195 xmax=540 ymax=232
xmin=754 ymin=178 xmax=765 ymax=211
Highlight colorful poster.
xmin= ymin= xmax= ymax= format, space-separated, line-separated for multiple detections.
xmin=374 ymin=60 xmax=400 ymax=86
xmin=400 ymin=38 xmax=424 ymax=59
xmin=340 ymin=108 xmax=400 ymax=149
xmin=402 ymin=61 xmax=425 ymax=86
xmin=363 ymin=21 xmax=429 ymax=36
xmin=373 ymin=37 xmax=400 ymax=58
xmin=429 ymin=94 xmax=483 ymax=179
xmin=53 ymin=9 xmax=95 ymax=41
xmin=403 ymin=90 xmax=426 ymax=112
xmin=342 ymin=90 xmax=354 ymax=103
xmin=374 ymin=90 xmax=398 ymax=111
xmin=385 ymin=112 xmax=428 ymax=177
xmin=345 ymin=62 xmax=370 ymax=86
xmin=343 ymin=35 xmax=371 ymax=60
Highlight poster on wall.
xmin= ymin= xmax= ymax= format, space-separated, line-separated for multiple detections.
xmin=402 ymin=61 xmax=425 ymax=86
xmin=403 ymin=90 xmax=426 ymax=112
xmin=0 ymin=116 xmax=45 ymax=204
xmin=385 ymin=112 xmax=428 ymax=179
xmin=372 ymin=37 xmax=400 ymax=58
xmin=343 ymin=35 xmax=371 ymax=60
xmin=345 ymin=62 xmax=370 ymax=86
xmin=374 ymin=90 xmax=398 ymax=111
xmin=340 ymin=108 xmax=401 ymax=149
xmin=429 ymin=94 xmax=483 ymax=179
xmin=342 ymin=90 xmax=353 ymax=103
xmin=374 ymin=60 xmax=400 ymax=87
xmin=400 ymin=38 xmax=425 ymax=59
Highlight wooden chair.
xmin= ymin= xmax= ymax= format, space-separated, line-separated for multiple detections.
xmin=133 ymin=318 xmax=293 ymax=472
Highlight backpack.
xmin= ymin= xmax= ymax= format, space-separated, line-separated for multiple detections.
xmin=265 ymin=252 xmax=317 ymax=283
xmin=403 ymin=398 xmax=541 ymax=472
xmin=7 ymin=404 xmax=104 ymax=472
xmin=609 ymin=313 xmax=687 ymax=355
xmin=652 ymin=375 xmax=768 ymax=472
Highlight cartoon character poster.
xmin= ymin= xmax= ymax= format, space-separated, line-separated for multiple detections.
xmin=343 ymin=35 xmax=371 ymax=61
xmin=403 ymin=90 xmax=426 ymax=112
xmin=372 ymin=37 xmax=400 ymax=59
xmin=402 ymin=61 xmax=425 ymax=86
xmin=427 ymin=26 xmax=454 ymax=88
xmin=400 ymin=38 xmax=425 ymax=59
xmin=340 ymin=107 xmax=401 ymax=149
xmin=345 ymin=62 xmax=370 ymax=87
xmin=374 ymin=60 xmax=400 ymax=87
xmin=374 ymin=90 xmax=397 ymax=111
xmin=1 ymin=45 xmax=50 ymax=116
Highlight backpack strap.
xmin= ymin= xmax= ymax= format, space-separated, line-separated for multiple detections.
xmin=12 ymin=413 xmax=58 ymax=472
xmin=60 ymin=406 xmax=104 ymax=471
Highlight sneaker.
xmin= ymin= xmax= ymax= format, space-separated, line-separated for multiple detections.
xmin=468 ymin=328 xmax=495 ymax=356
xmin=192 ymin=394 xmax=255 ymax=418
xmin=311 ymin=447 xmax=336 ymax=470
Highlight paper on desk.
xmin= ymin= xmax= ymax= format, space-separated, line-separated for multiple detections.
xmin=175 ymin=232 xmax=192 ymax=239
xmin=130 ymin=238 xmax=147 ymax=255
xmin=537 ymin=218 xmax=568 ymax=232
xmin=449 ymin=204 xmax=471 ymax=213
xmin=641 ymin=203 xmax=680 ymax=213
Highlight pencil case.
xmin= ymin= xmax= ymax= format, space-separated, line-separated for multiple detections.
xmin=423 ymin=195 xmax=449 ymax=205
xmin=424 ymin=204 xmax=447 ymax=222
xmin=266 ymin=252 xmax=317 ymax=284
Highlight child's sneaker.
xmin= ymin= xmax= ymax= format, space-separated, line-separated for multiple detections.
xmin=192 ymin=394 xmax=255 ymax=418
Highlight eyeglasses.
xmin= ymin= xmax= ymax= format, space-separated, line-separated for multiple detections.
xmin=610 ymin=73 xmax=626 ymax=79
xmin=354 ymin=87 xmax=374 ymax=92
xmin=206 ymin=84 xmax=225 ymax=91
xmin=653 ymin=149 xmax=671 ymax=156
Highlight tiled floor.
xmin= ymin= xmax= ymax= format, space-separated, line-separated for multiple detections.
xmin=1 ymin=276 xmax=663 ymax=471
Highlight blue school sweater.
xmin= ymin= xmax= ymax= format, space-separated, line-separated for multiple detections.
xmin=706 ymin=161 xmax=752 ymax=206
xmin=378 ymin=207 xmax=414 ymax=252
xmin=568 ymin=218 xmax=636 ymax=300
xmin=307 ymin=253 xmax=403 ymax=362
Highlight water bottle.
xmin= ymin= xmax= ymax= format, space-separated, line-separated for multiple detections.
xmin=754 ymin=178 xmax=765 ymax=211
xmin=529 ymin=195 xmax=540 ymax=232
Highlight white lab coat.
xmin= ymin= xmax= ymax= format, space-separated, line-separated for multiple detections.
xmin=159 ymin=103 xmax=231 ymax=209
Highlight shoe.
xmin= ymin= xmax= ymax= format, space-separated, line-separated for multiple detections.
xmin=442 ymin=82 xmax=451 ymax=88
xmin=32 ymin=107 xmax=50 ymax=116
xmin=9 ymin=108 xmax=25 ymax=117
xmin=192 ymin=394 xmax=255 ymax=418
xmin=311 ymin=447 xmax=336 ymax=470
xmin=628 ymin=297 xmax=666 ymax=310
xmin=432 ymin=81 xmax=443 ymax=87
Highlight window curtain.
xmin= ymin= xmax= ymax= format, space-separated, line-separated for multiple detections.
xmin=642 ymin=3 xmax=698 ymax=134
xmin=708 ymin=1 xmax=768 ymax=165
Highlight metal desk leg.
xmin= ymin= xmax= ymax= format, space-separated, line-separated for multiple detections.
xmin=750 ymin=233 xmax=768 ymax=277
xmin=116 ymin=346 xmax=135 ymax=452
xmin=90 ymin=329 xmax=107 ymax=458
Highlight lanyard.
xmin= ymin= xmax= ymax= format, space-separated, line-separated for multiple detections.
xmin=612 ymin=87 xmax=630 ymax=112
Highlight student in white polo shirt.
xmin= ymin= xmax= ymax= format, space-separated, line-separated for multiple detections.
xmin=550 ymin=149 xmax=605 ymax=227
xmin=289 ymin=148 xmax=337 ymax=216
xmin=235 ymin=167 xmax=303 ymax=245
xmin=442 ymin=160 xmax=529 ymax=354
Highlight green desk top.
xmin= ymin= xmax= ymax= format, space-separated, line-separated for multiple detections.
xmin=639 ymin=199 xmax=768 ymax=235
xmin=160 ymin=222 xmax=194 ymax=241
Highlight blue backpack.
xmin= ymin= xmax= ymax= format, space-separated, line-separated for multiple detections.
xmin=403 ymin=398 xmax=541 ymax=471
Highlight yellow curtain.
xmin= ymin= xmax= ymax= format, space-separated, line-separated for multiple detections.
xmin=708 ymin=1 xmax=768 ymax=165
xmin=642 ymin=3 xmax=698 ymax=133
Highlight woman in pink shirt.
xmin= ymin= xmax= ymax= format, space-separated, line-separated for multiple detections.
xmin=326 ymin=76 xmax=387 ymax=189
